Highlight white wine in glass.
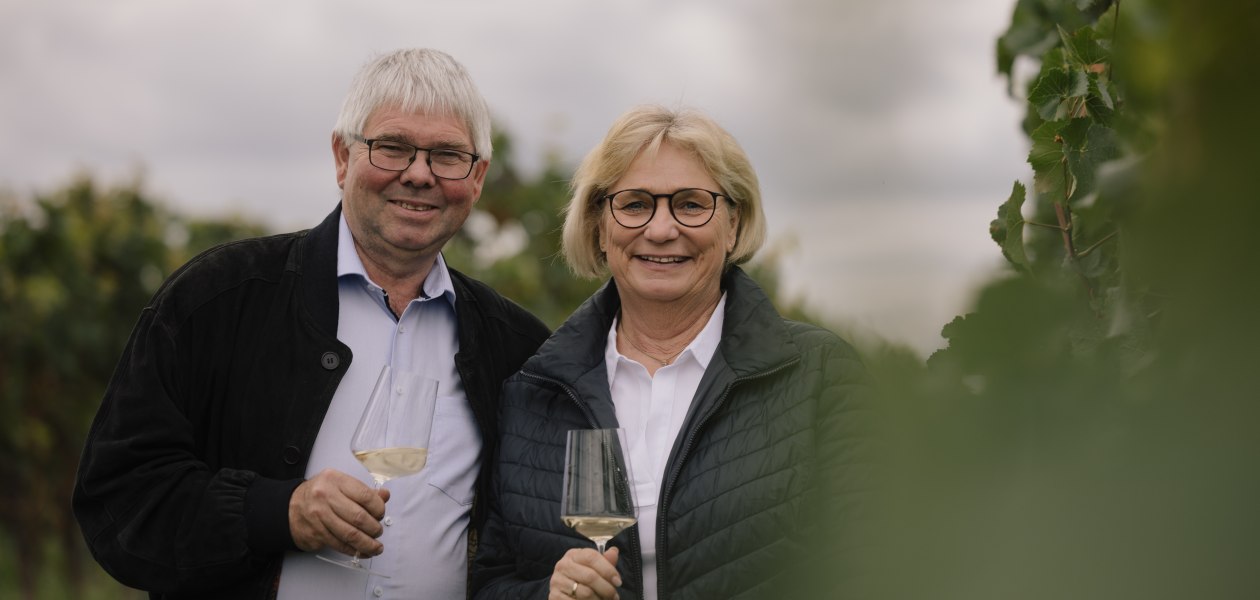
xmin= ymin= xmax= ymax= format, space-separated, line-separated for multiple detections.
xmin=353 ymin=446 xmax=428 ymax=484
xmin=317 ymin=365 xmax=438 ymax=576
xmin=561 ymin=428 xmax=637 ymax=554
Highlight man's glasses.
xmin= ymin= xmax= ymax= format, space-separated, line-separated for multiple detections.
xmin=354 ymin=136 xmax=480 ymax=180
xmin=603 ymin=188 xmax=730 ymax=228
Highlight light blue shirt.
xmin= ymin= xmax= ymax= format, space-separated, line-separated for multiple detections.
xmin=277 ymin=215 xmax=480 ymax=600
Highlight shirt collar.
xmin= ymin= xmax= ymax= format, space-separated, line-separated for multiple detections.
xmin=337 ymin=213 xmax=456 ymax=307
xmin=605 ymin=293 xmax=727 ymax=380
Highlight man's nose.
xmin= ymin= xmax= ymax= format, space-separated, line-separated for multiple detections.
xmin=400 ymin=153 xmax=437 ymax=186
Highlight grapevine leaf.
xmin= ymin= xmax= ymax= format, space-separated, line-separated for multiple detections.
xmin=1075 ymin=0 xmax=1115 ymax=20
xmin=1061 ymin=121 xmax=1121 ymax=201
xmin=1029 ymin=120 xmax=1072 ymax=202
xmin=1029 ymin=69 xmax=1069 ymax=121
xmin=1057 ymin=24 xmax=1080 ymax=62
xmin=997 ymin=39 xmax=1014 ymax=84
xmin=1028 ymin=67 xmax=1090 ymax=121
xmin=1084 ymin=73 xmax=1114 ymax=124
xmin=991 ymin=181 xmax=1031 ymax=272
xmin=1041 ymin=46 xmax=1068 ymax=71
xmin=1089 ymin=73 xmax=1116 ymax=120
xmin=996 ymin=0 xmax=1062 ymax=82
xmin=1058 ymin=23 xmax=1110 ymax=68
xmin=930 ymin=275 xmax=1086 ymax=376
xmin=1067 ymin=69 xmax=1090 ymax=97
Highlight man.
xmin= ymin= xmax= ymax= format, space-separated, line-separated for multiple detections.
xmin=73 ymin=48 xmax=550 ymax=599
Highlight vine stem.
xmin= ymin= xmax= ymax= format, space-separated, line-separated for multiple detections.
xmin=1055 ymin=200 xmax=1096 ymax=304
xmin=1109 ymin=0 xmax=1122 ymax=82
xmin=1077 ymin=230 xmax=1118 ymax=257
xmin=1022 ymin=220 xmax=1065 ymax=231
xmin=1057 ymin=156 xmax=1098 ymax=304
xmin=1053 ymin=201 xmax=1076 ymax=257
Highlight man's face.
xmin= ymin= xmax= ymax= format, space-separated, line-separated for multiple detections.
xmin=333 ymin=105 xmax=488 ymax=270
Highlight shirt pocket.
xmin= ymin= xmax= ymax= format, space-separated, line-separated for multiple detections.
xmin=424 ymin=391 xmax=481 ymax=506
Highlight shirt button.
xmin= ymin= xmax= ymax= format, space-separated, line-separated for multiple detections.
xmin=373 ymin=585 xmax=384 ymax=597
xmin=383 ymin=516 xmax=393 ymax=526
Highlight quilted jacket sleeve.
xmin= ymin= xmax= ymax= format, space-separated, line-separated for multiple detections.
xmin=795 ymin=335 xmax=878 ymax=596
xmin=471 ymin=489 xmax=553 ymax=599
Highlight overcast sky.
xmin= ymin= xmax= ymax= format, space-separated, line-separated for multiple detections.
xmin=0 ymin=0 xmax=1029 ymax=355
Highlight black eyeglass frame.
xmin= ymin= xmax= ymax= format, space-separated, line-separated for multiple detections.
xmin=601 ymin=188 xmax=732 ymax=229
xmin=353 ymin=135 xmax=481 ymax=180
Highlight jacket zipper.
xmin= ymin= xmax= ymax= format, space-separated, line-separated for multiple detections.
xmin=655 ymin=358 xmax=800 ymax=600
xmin=518 ymin=371 xmax=645 ymax=596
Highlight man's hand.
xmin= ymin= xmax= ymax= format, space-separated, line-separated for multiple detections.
xmin=288 ymin=468 xmax=390 ymax=557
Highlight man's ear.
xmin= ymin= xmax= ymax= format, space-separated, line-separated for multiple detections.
xmin=467 ymin=158 xmax=490 ymax=205
xmin=332 ymin=133 xmax=350 ymax=189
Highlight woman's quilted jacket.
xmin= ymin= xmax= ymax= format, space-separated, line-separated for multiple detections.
xmin=471 ymin=267 xmax=873 ymax=600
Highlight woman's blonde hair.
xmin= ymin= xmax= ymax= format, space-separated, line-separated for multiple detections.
xmin=560 ymin=105 xmax=767 ymax=278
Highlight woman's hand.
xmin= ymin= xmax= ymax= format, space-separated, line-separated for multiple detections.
xmin=549 ymin=547 xmax=623 ymax=599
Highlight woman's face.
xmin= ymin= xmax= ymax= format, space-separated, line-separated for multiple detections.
xmin=599 ymin=141 xmax=739 ymax=309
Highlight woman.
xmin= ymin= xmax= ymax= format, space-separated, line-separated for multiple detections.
xmin=472 ymin=105 xmax=872 ymax=600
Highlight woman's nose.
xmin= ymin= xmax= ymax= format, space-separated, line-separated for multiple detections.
xmin=642 ymin=203 xmax=680 ymax=241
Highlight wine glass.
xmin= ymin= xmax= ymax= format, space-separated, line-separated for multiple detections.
xmin=560 ymin=428 xmax=638 ymax=554
xmin=317 ymin=364 xmax=438 ymax=576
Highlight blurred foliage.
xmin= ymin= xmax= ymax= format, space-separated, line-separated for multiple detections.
xmin=442 ymin=131 xmax=603 ymax=328
xmin=852 ymin=0 xmax=1260 ymax=598
xmin=0 ymin=176 xmax=266 ymax=599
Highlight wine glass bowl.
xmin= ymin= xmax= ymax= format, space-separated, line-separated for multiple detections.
xmin=317 ymin=364 xmax=439 ymax=575
xmin=352 ymin=367 xmax=438 ymax=486
xmin=560 ymin=428 xmax=637 ymax=554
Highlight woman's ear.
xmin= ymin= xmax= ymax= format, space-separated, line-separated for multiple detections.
xmin=597 ymin=216 xmax=608 ymax=253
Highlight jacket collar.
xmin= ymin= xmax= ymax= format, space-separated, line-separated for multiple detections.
xmin=716 ymin=266 xmax=800 ymax=376
xmin=296 ymin=204 xmax=344 ymax=336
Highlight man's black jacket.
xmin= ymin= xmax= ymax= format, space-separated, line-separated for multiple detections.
xmin=73 ymin=206 xmax=549 ymax=599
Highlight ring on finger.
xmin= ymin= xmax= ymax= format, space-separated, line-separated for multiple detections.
xmin=569 ymin=581 xmax=579 ymax=597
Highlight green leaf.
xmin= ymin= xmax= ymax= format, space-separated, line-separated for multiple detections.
xmin=1028 ymin=68 xmax=1090 ymax=121
xmin=991 ymin=181 xmax=1031 ymax=272
xmin=1058 ymin=24 xmax=1110 ymax=69
xmin=1029 ymin=69 xmax=1070 ymax=120
xmin=1029 ymin=120 xmax=1072 ymax=202
xmin=1076 ymin=0 xmax=1115 ymax=20
xmin=996 ymin=38 xmax=1016 ymax=86
xmin=1061 ymin=121 xmax=1121 ymax=201
xmin=1078 ymin=73 xmax=1116 ymax=127
xmin=996 ymin=0 xmax=1062 ymax=81
xmin=1090 ymin=73 xmax=1115 ymax=110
